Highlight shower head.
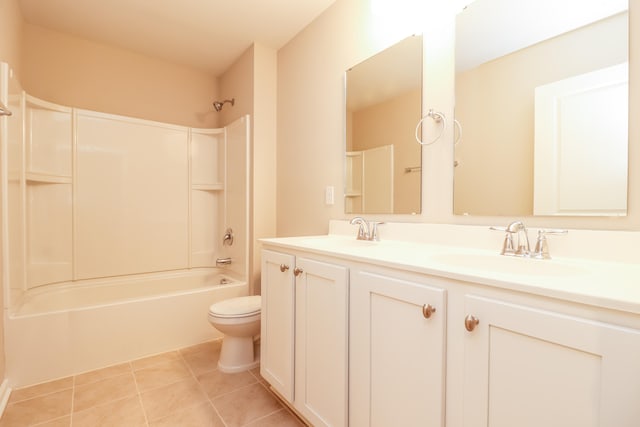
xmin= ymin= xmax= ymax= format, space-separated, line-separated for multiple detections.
xmin=213 ymin=98 xmax=235 ymax=112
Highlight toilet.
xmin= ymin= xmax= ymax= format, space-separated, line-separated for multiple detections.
xmin=208 ymin=295 xmax=261 ymax=373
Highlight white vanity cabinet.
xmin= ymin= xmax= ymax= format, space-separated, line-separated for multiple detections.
xmin=460 ymin=294 xmax=640 ymax=427
xmin=261 ymin=231 xmax=640 ymax=427
xmin=349 ymin=269 xmax=447 ymax=427
xmin=261 ymin=249 xmax=296 ymax=401
xmin=260 ymin=248 xmax=349 ymax=427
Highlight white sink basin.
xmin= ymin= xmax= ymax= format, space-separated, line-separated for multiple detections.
xmin=429 ymin=253 xmax=587 ymax=277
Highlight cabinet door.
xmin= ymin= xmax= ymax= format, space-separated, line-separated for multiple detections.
xmin=295 ymin=257 xmax=349 ymax=427
xmin=463 ymin=295 xmax=640 ymax=427
xmin=260 ymin=249 xmax=296 ymax=401
xmin=350 ymin=270 xmax=446 ymax=427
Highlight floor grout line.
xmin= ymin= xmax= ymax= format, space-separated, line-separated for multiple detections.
xmin=130 ymin=362 xmax=150 ymax=427
xmin=1 ymin=340 xmax=296 ymax=427
xmin=69 ymin=374 xmax=76 ymax=426
xmin=182 ymin=348 xmax=223 ymax=425
xmin=241 ymin=407 xmax=284 ymax=426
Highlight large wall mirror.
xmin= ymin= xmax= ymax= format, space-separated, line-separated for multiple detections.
xmin=345 ymin=35 xmax=422 ymax=215
xmin=454 ymin=0 xmax=629 ymax=217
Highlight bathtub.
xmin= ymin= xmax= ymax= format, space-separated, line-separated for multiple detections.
xmin=4 ymin=268 xmax=248 ymax=388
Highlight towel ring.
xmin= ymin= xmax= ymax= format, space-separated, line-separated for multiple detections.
xmin=415 ymin=109 xmax=446 ymax=146
xmin=454 ymin=118 xmax=462 ymax=145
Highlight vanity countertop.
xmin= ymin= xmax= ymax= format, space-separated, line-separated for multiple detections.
xmin=261 ymin=233 xmax=640 ymax=316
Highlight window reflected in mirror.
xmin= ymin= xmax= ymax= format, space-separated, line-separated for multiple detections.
xmin=454 ymin=0 xmax=628 ymax=217
xmin=345 ymin=34 xmax=422 ymax=215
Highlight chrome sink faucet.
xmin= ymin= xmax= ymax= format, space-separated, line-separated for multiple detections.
xmin=491 ymin=220 xmax=531 ymax=257
xmin=350 ymin=217 xmax=384 ymax=241
xmin=491 ymin=221 xmax=567 ymax=259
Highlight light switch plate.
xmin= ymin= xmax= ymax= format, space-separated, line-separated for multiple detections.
xmin=325 ymin=186 xmax=335 ymax=205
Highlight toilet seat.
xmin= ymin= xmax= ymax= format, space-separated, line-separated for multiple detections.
xmin=209 ymin=295 xmax=261 ymax=318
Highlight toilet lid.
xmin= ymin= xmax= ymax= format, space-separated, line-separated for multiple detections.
xmin=209 ymin=295 xmax=261 ymax=317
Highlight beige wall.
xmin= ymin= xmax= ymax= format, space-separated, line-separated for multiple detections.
xmin=0 ymin=0 xmax=23 ymax=76
xmin=219 ymin=44 xmax=277 ymax=294
xmin=250 ymin=45 xmax=277 ymax=294
xmin=0 ymin=0 xmax=23 ymax=388
xmin=277 ymin=0 xmax=640 ymax=234
xmin=219 ymin=47 xmax=254 ymax=126
xmin=455 ymin=13 xmax=627 ymax=216
xmin=22 ymin=24 xmax=219 ymax=128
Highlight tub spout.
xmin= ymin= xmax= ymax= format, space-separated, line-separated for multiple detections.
xmin=216 ymin=257 xmax=232 ymax=267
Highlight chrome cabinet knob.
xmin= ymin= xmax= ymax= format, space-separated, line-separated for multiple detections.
xmin=294 ymin=267 xmax=304 ymax=277
xmin=422 ymin=304 xmax=436 ymax=319
xmin=464 ymin=314 xmax=480 ymax=332
xmin=279 ymin=264 xmax=289 ymax=272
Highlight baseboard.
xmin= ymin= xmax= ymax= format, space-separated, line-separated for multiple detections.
xmin=0 ymin=379 xmax=12 ymax=417
xmin=266 ymin=385 xmax=311 ymax=426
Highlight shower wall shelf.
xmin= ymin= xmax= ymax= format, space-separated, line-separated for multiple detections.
xmin=191 ymin=183 xmax=224 ymax=191
xmin=345 ymin=151 xmax=363 ymax=213
xmin=25 ymin=95 xmax=72 ymax=182
xmin=23 ymin=95 xmax=73 ymax=288
xmin=25 ymin=172 xmax=73 ymax=184
xmin=190 ymin=128 xmax=226 ymax=268
xmin=345 ymin=145 xmax=394 ymax=214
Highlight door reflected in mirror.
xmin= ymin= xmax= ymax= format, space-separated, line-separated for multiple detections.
xmin=454 ymin=0 xmax=628 ymax=217
xmin=345 ymin=35 xmax=422 ymax=215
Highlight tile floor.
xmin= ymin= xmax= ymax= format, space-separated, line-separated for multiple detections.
xmin=0 ymin=340 xmax=305 ymax=427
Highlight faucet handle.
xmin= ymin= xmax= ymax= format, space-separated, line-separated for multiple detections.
xmin=532 ymin=229 xmax=568 ymax=259
xmin=369 ymin=221 xmax=384 ymax=241
xmin=490 ymin=226 xmax=511 ymax=255
xmin=538 ymin=228 xmax=568 ymax=235
xmin=223 ymin=228 xmax=234 ymax=246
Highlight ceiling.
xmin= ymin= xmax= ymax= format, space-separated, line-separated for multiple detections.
xmin=18 ymin=0 xmax=337 ymax=76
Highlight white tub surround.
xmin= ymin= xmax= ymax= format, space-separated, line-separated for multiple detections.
xmin=260 ymin=221 xmax=640 ymax=427
xmin=0 ymin=64 xmax=252 ymax=388
xmin=6 ymin=95 xmax=248 ymax=293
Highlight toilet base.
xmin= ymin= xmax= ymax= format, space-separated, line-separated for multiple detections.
xmin=217 ymin=335 xmax=260 ymax=373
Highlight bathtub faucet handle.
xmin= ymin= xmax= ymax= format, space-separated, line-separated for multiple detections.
xmin=223 ymin=228 xmax=234 ymax=246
